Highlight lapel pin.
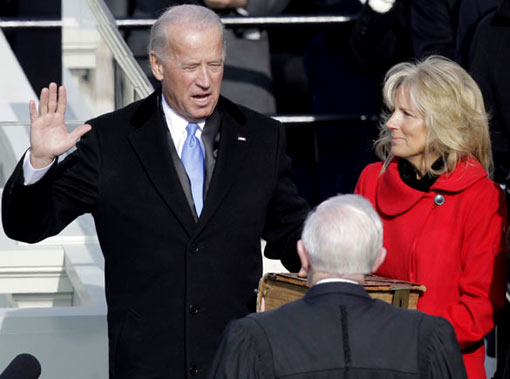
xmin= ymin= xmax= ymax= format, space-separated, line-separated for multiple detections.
xmin=237 ymin=136 xmax=247 ymax=142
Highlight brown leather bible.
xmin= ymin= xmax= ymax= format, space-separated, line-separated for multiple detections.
xmin=257 ymin=273 xmax=426 ymax=312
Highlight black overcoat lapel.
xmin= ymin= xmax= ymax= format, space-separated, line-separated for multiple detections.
xmin=127 ymin=92 xmax=196 ymax=235
xmin=195 ymin=98 xmax=251 ymax=235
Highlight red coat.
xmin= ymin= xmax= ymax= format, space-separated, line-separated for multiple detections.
xmin=355 ymin=158 xmax=507 ymax=379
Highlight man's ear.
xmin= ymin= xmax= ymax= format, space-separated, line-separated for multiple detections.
xmin=297 ymin=240 xmax=310 ymax=277
xmin=371 ymin=247 xmax=387 ymax=273
xmin=150 ymin=51 xmax=164 ymax=81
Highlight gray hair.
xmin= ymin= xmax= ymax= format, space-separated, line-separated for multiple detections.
xmin=301 ymin=194 xmax=383 ymax=275
xmin=148 ymin=4 xmax=226 ymax=59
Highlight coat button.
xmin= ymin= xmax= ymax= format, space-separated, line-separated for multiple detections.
xmin=190 ymin=245 xmax=199 ymax=254
xmin=189 ymin=304 xmax=199 ymax=315
xmin=189 ymin=364 xmax=198 ymax=376
xmin=434 ymin=194 xmax=445 ymax=206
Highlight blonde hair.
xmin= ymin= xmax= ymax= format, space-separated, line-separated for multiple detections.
xmin=375 ymin=55 xmax=492 ymax=176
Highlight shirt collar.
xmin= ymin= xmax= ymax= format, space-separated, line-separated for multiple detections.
xmin=161 ymin=95 xmax=205 ymax=134
xmin=315 ymin=277 xmax=360 ymax=286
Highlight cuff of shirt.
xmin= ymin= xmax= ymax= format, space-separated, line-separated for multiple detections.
xmin=23 ymin=150 xmax=54 ymax=186
xmin=368 ymin=0 xmax=395 ymax=13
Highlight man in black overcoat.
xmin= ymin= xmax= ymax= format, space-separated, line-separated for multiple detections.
xmin=209 ymin=194 xmax=467 ymax=378
xmin=1 ymin=5 xmax=309 ymax=378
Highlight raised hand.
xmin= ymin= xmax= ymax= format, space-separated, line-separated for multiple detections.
xmin=29 ymin=82 xmax=92 ymax=169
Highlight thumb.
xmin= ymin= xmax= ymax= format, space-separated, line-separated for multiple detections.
xmin=69 ymin=123 xmax=92 ymax=143
xmin=297 ymin=267 xmax=307 ymax=278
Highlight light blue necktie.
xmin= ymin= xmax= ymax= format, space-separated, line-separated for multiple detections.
xmin=181 ymin=122 xmax=205 ymax=216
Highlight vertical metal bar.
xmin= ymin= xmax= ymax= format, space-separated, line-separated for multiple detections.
xmin=113 ymin=61 xmax=123 ymax=109
xmin=84 ymin=0 xmax=153 ymax=100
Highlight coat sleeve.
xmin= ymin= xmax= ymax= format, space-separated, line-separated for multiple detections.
xmin=419 ymin=316 xmax=467 ymax=378
xmin=208 ymin=318 xmax=274 ymax=379
xmin=469 ymin=15 xmax=509 ymax=161
xmin=350 ymin=2 xmax=399 ymax=71
xmin=445 ymin=182 xmax=507 ymax=350
xmin=410 ymin=0 xmax=457 ymax=59
xmin=245 ymin=0 xmax=291 ymax=15
xmin=262 ymin=122 xmax=309 ymax=272
xmin=1 ymin=123 xmax=100 ymax=243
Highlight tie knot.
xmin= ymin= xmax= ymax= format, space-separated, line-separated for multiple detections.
xmin=186 ymin=122 xmax=199 ymax=136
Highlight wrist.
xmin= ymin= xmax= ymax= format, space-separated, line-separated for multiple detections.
xmin=29 ymin=150 xmax=55 ymax=169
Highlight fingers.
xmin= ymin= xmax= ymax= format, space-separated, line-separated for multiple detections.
xmin=29 ymin=100 xmax=37 ymax=123
xmin=38 ymin=83 xmax=65 ymax=116
xmin=39 ymin=87 xmax=49 ymax=116
xmin=48 ymin=82 xmax=58 ymax=113
xmin=57 ymin=85 xmax=66 ymax=115
xmin=297 ymin=267 xmax=307 ymax=278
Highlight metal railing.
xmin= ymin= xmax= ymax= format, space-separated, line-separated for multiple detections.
xmin=0 ymin=14 xmax=357 ymax=29
xmin=0 ymin=4 xmax=376 ymax=126
xmin=0 ymin=19 xmax=64 ymax=29
xmin=85 ymin=0 xmax=153 ymax=99
xmin=0 ymin=114 xmax=378 ymax=128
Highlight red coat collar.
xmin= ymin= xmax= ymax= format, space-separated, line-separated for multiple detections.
xmin=376 ymin=158 xmax=488 ymax=216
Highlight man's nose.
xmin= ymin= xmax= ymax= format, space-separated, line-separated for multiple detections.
xmin=196 ymin=66 xmax=211 ymax=88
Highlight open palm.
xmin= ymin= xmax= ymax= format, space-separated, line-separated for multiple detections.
xmin=29 ymin=82 xmax=91 ymax=168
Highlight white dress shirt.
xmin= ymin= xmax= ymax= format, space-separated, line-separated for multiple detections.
xmin=161 ymin=95 xmax=205 ymax=158
xmin=315 ymin=277 xmax=360 ymax=286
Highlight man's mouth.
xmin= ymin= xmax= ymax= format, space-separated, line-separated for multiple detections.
xmin=192 ymin=94 xmax=210 ymax=103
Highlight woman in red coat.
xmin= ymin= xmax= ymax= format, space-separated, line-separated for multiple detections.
xmin=355 ymin=56 xmax=507 ymax=379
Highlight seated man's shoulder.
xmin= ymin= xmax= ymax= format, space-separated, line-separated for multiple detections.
xmin=245 ymin=298 xmax=307 ymax=327
xmin=372 ymin=299 xmax=455 ymax=336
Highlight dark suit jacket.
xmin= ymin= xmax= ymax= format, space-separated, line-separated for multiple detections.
xmin=209 ymin=282 xmax=467 ymax=378
xmin=410 ymin=0 xmax=499 ymax=64
xmin=1 ymin=90 xmax=309 ymax=378
xmin=469 ymin=0 xmax=510 ymax=171
xmin=350 ymin=0 xmax=412 ymax=74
